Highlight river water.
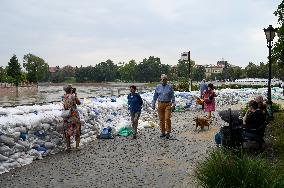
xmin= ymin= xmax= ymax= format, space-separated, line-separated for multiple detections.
xmin=0 ymin=84 xmax=154 ymax=107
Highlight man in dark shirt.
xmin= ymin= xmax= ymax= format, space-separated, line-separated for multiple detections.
xmin=243 ymin=100 xmax=265 ymax=129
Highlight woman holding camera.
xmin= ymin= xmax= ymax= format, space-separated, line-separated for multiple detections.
xmin=203 ymin=83 xmax=217 ymax=119
xmin=63 ymin=85 xmax=81 ymax=151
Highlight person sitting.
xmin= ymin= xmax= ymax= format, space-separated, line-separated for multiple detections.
xmin=243 ymin=100 xmax=265 ymax=130
xmin=255 ymin=95 xmax=267 ymax=113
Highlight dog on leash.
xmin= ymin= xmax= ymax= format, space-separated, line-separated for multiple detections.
xmin=194 ymin=117 xmax=210 ymax=130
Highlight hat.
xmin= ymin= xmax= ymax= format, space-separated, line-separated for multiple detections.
xmin=161 ymin=74 xmax=167 ymax=79
xmin=63 ymin=84 xmax=72 ymax=92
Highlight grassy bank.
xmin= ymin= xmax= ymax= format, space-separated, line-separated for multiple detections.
xmin=194 ymin=109 xmax=284 ymax=188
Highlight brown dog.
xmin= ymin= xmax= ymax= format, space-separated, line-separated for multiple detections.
xmin=194 ymin=117 xmax=210 ymax=130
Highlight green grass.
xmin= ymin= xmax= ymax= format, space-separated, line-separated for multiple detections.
xmin=194 ymin=148 xmax=284 ymax=188
xmin=271 ymin=112 xmax=284 ymax=168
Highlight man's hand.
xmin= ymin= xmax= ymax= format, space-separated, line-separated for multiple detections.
xmin=171 ymin=104 xmax=176 ymax=111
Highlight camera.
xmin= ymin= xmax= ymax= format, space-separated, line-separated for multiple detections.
xmin=72 ymin=88 xmax=76 ymax=94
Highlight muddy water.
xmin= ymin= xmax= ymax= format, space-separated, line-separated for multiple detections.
xmin=0 ymin=85 xmax=153 ymax=107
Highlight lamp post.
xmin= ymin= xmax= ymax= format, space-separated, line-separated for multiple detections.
xmin=264 ymin=25 xmax=277 ymax=120
xmin=181 ymin=51 xmax=192 ymax=91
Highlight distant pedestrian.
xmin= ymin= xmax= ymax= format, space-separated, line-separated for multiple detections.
xmin=62 ymin=85 xmax=81 ymax=151
xmin=152 ymin=74 xmax=175 ymax=139
xmin=203 ymin=83 xmax=217 ymax=119
xmin=199 ymin=79 xmax=208 ymax=109
xmin=127 ymin=85 xmax=143 ymax=139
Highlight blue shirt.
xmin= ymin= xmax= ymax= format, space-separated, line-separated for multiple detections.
xmin=152 ymin=84 xmax=175 ymax=105
xmin=127 ymin=93 xmax=143 ymax=113
xmin=200 ymin=82 xmax=208 ymax=96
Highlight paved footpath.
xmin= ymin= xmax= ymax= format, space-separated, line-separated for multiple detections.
xmin=0 ymin=111 xmax=219 ymax=188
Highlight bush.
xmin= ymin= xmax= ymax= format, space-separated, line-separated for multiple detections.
xmin=64 ymin=77 xmax=76 ymax=83
xmin=194 ymin=148 xmax=284 ymax=188
xmin=271 ymin=112 xmax=284 ymax=162
xmin=272 ymin=103 xmax=284 ymax=112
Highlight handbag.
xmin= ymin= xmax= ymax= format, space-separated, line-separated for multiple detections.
xmin=61 ymin=109 xmax=71 ymax=118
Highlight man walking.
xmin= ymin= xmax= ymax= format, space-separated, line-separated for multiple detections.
xmin=152 ymin=74 xmax=175 ymax=139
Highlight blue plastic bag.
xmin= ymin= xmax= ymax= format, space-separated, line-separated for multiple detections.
xmin=99 ymin=127 xmax=113 ymax=139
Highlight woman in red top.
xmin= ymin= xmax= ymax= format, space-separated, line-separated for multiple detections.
xmin=203 ymin=83 xmax=217 ymax=119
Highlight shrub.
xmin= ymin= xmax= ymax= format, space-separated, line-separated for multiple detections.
xmin=271 ymin=112 xmax=284 ymax=162
xmin=194 ymin=148 xmax=284 ymax=188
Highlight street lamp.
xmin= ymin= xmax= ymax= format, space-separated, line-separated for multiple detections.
xmin=264 ymin=25 xmax=277 ymax=119
xmin=181 ymin=51 xmax=191 ymax=91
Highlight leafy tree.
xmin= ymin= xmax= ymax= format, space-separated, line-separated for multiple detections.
xmin=192 ymin=65 xmax=206 ymax=81
xmin=136 ymin=56 xmax=170 ymax=82
xmin=0 ymin=66 xmax=7 ymax=82
xmin=176 ymin=59 xmax=195 ymax=80
xmin=118 ymin=60 xmax=137 ymax=81
xmin=258 ymin=62 xmax=268 ymax=78
xmin=273 ymin=1 xmax=284 ymax=66
xmin=23 ymin=53 xmax=49 ymax=83
xmin=6 ymin=55 xmax=22 ymax=86
xmin=95 ymin=59 xmax=119 ymax=82
xmin=61 ymin=65 xmax=76 ymax=78
xmin=244 ymin=62 xmax=259 ymax=78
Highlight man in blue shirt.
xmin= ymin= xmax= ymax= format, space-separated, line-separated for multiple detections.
xmin=152 ymin=74 xmax=175 ymax=139
xmin=127 ymin=85 xmax=143 ymax=139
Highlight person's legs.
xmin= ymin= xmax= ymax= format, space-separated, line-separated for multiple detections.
xmin=165 ymin=104 xmax=172 ymax=136
xmin=158 ymin=102 xmax=166 ymax=136
xmin=208 ymin=111 xmax=212 ymax=119
xmin=65 ymin=134 xmax=71 ymax=150
xmin=132 ymin=112 xmax=141 ymax=138
xmin=75 ymin=124 xmax=81 ymax=149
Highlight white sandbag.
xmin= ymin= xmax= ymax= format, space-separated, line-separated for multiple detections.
xmin=27 ymin=149 xmax=43 ymax=160
xmin=17 ymin=140 xmax=30 ymax=148
xmin=0 ymin=165 xmax=8 ymax=174
xmin=13 ymin=143 xmax=26 ymax=152
xmin=10 ymin=152 xmax=23 ymax=160
xmin=0 ymin=145 xmax=13 ymax=156
xmin=0 ymin=135 xmax=15 ymax=146
xmin=2 ymin=161 xmax=21 ymax=169
xmin=44 ymin=142 xmax=55 ymax=149
xmin=10 ymin=131 xmax=21 ymax=140
xmin=41 ymin=123 xmax=51 ymax=131
xmin=17 ymin=156 xmax=33 ymax=166
xmin=0 ymin=154 xmax=9 ymax=161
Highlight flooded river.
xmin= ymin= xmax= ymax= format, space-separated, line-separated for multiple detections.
xmin=0 ymin=84 xmax=153 ymax=107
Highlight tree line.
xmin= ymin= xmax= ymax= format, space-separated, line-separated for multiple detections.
xmin=1 ymin=53 xmax=284 ymax=86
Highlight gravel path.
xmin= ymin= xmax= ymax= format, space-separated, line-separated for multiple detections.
xmin=0 ymin=110 xmax=222 ymax=188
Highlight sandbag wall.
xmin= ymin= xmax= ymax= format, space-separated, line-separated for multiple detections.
xmin=0 ymin=88 xmax=283 ymax=174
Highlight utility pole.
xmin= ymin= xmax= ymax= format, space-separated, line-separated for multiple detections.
xmin=188 ymin=51 xmax=192 ymax=91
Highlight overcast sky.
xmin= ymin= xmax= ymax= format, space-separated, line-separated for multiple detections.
xmin=0 ymin=0 xmax=281 ymax=68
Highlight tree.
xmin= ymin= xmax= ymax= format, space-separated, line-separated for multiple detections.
xmin=95 ymin=59 xmax=119 ymax=82
xmin=0 ymin=66 xmax=7 ymax=82
xmin=244 ymin=62 xmax=259 ymax=78
xmin=118 ymin=60 xmax=137 ymax=82
xmin=192 ymin=65 xmax=206 ymax=81
xmin=136 ymin=56 xmax=170 ymax=82
xmin=176 ymin=59 xmax=195 ymax=80
xmin=61 ymin=65 xmax=76 ymax=80
xmin=273 ymin=1 xmax=284 ymax=66
xmin=6 ymin=55 xmax=22 ymax=86
xmin=23 ymin=53 xmax=49 ymax=83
